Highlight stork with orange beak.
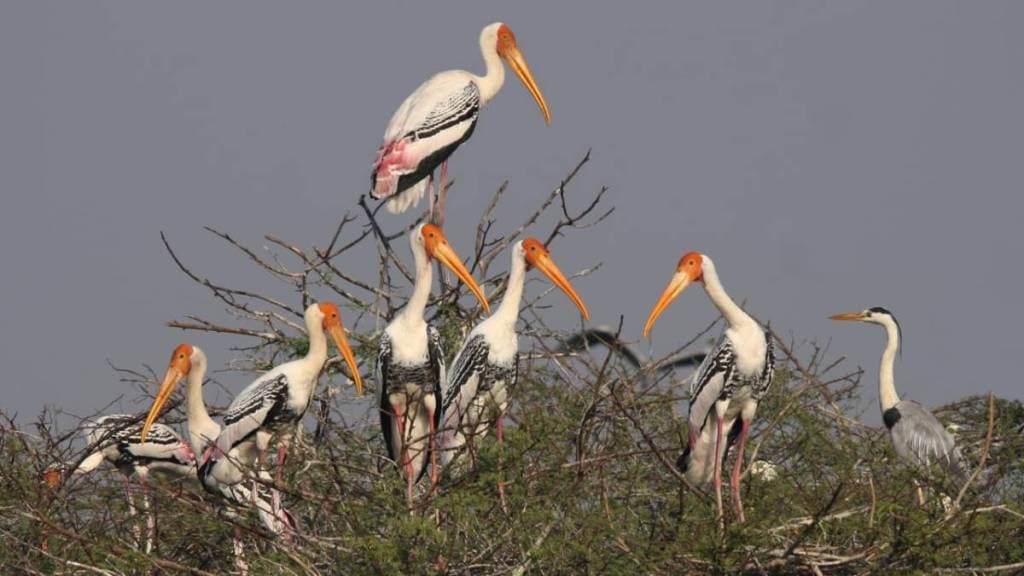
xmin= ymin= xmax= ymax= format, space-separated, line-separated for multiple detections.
xmin=370 ymin=22 xmax=551 ymax=227
xmin=377 ymin=223 xmax=490 ymax=504
xmin=439 ymin=238 xmax=589 ymax=506
xmin=163 ymin=303 xmax=363 ymax=514
xmin=141 ymin=344 xmax=294 ymax=573
xmin=643 ymin=252 xmax=775 ymax=525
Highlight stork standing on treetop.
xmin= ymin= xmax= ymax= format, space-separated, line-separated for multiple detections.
xmin=377 ymin=223 xmax=491 ymax=505
xmin=186 ymin=302 xmax=363 ymax=515
xmin=369 ymin=22 xmax=551 ymax=227
xmin=141 ymin=343 xmax=296 ymax=573
xmin=439 ymin=238 xmax=589 ymax=508
xmin=643 ymin=251 xmax=775 ymax=526
xmin=45 ymin=415 xmax=195 ymax=554
xmin=830 ymin=307 xmax=966 ymax=500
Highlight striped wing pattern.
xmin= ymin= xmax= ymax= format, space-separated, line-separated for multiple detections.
xmin=87 ymin=415 xmax=192 ymax=467
xmin=215 ymin=373 xmax=291 ymax=456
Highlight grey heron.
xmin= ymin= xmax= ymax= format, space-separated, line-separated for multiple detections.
xmin=831 ymin=307 xmax=966 ymax=493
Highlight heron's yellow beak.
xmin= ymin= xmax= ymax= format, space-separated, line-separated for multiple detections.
xmin=424 ymin=225 xmax=491 ymax=314
xmin=327 ymin=321 xmax=364 ymax=396
xmin=829 ymin=312 xmax=868 ymax=322
xmin=524 ymin=242 xmax=589 ymax=320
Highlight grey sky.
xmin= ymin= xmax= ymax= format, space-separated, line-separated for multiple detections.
xmin=3 ymin=2 xmax=1022 ymax=423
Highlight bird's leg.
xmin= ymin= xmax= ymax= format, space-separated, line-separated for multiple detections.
xmin=140 ymin=476 xmax=154 ymax=554
xmin=254 ymin=447 xmax=266 ymax=506
xmin=713 ymin=414 xmax=726 ymax=531
xmin=124 ymin=476 xmax=141 ymax=549
xmin=914 ymin=479 xmax=926 ymax=506
xmin=426 ymin=173 xmax=436 ymax=223
xmin=496 ymin=413 xmax=509 ymax=515
xmin=433 ymin=160 xmax=449 ymax=228
xmin=272 ymin=439 xmax=290 ymax=517
xmin=392 ymin=403 xmax=413 ymax=507
xmin=428 ymin=407 xmax=439 ymax=495
xmin=730 ymin=418 xmax=751 ymax=523
xmin=233 ymin=526 xmax=249 ymax=576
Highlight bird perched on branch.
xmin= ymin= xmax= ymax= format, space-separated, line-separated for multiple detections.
xmin=440 ymin=238 xmax=589 ymax=508
xmin=369 ymin=22 xmax=551 ymax=227
xmin=45 ymin=415 xmax=195 ymax=553
xmin=831 ymin=307 xmax=966 ymax=496
xmin=377 ymin=223 xmax=490 ymax=504
xmin=643 ymin=251 xmax=775 ymax=525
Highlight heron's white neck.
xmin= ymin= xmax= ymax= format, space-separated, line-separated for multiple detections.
xmin=396 ymin=239 xmax=431 ymax=327
xmin=184 ymin=351 xmax=219 ymax=454
xmin=492 ymin=248 xmax=527 ymax=328
xmin=877 ymin=317 xmax=901 ymax=413
xmin=474 ymin=31 xmax=505 ymax=105
xmin=701 ymin=257 xmax=757 ymax=331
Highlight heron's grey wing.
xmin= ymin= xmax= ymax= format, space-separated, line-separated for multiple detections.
xmin=889 ymin=400 xmax=965 ymax=477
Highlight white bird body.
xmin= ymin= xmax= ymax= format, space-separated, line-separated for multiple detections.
xmin=643 ymin=252 xmax=775 ymax=524
xmin=204 ymin=302 xmax=362 ymax=484
xmin=370 ymin=22 xmax=550 ymax=222
xmin=376 ymin=224 xmax=490 ymax=500
xmin=441 ymin=238 xmax=588 ymax=481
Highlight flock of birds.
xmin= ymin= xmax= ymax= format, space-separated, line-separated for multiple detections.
xmin=45 ymin=22 xmax=968 ymax=570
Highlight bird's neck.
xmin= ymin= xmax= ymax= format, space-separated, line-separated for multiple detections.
xmin=492 ymin=251 xmax=526 ymax=327
xmin=304 ymin=312 xmax=329 ymax=373
xmin=878 ymin=320 xmax=901 ymax=412
xmin=397 ymin=244 xmax=432 ymax=327
xmin=184 ymin=364 xmax=219 ymax=454
xmin=475 ymin=38 xmax=505 ymax=105
xmin=702 ymin=258 xmax=757 ymax=332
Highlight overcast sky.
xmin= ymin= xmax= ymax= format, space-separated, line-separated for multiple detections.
xmin=3 ymin=1 xmax=1022 ymax=424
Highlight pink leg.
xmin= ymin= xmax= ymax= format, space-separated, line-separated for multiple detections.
xmin=496 ymin=414 xmax=508 ymax=514
xmin=273 ymin=443 xmax=288 ymax=516
xmin=426 ymin=174 xmax=435 ymax=222
xmin=233 ymin=526 xmax=249 ymax=575
xmin=432 ymin=161 xmax=449 ymax=228
xmin=392 ymin=404 xmax=413 ymax=505
xmin=123 ymin=476 xmax=141 ymax=548
xmin=428 ymin=408 xmax=439 ymax=494
xmin=713 ymin=416 xmax=725 ymax=529
xmin=730 ymin=419 xmax=751 ymax=523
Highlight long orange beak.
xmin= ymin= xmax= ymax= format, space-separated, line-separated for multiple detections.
xmin=642 ymin=272 xmax=693 ymax=339
xmin=830 ymin=311 xmax=867 ymax=322
xmin=532 ymin=252 xmax=589 ymax=320
xmin=430 ymin=239 xmax=491 ymax=314
xmin=327 ymin=322 xmax=364 ymax=395
xmin=503 ymin=45 xmax=551 ymax=125
xmin=140 ymin=361 xmax=186 ymax=443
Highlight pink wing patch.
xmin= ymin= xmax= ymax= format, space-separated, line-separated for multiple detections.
xmin=371 ymin=138 xmax=419 ymax=200
xmin=178 ymin=442 xmax=196 ymax=463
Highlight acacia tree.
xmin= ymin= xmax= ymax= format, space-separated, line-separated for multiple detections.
xmin=2 ymin=154 xmax=1023 ymax=575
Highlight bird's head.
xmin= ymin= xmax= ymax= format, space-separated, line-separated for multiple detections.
xmin=520 ymin=238 xmax=589 ymax=320
xmin=417 ymin=223 xmax=490 ymax=314
xmin=484 ymin=22 xmax=550 ymax=125
xmin=830 ymin=307 xmax=903 ymax=351
xmin=642 ymin=251 xmax=705 ymax=339
xmin=315 ymin=302 xmax=364 ymax=396
xmin=42 ymin=464 xmax=65 ymax=489
xmin=141 ymin=343 xmax=204 ymax=443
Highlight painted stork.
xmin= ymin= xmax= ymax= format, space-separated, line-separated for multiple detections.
xmin=141 ymin=343 xmax=294 ymax=573
xmin=370 ymin=22 xmax=551 ymax=227
xmin=45 ymin=415 xmax=195 ymax=553
xmin=643 ymin=251 xmax=775 ymax=525
xmin=186 ymin=302 xmax=363 ymax=515
xmin=439 ymin=238 xmax=589 ymax=504
xmin=830 ymin=308 xmax=966 ymax=498
xmin=378 ymin=223 xmax=491 ymax=504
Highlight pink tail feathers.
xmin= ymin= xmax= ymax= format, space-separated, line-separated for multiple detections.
xmin=371 ymin=139 xmax=427 ymax=214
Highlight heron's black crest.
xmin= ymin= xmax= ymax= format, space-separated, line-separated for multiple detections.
xmin=882 ymin=406 xmax=902 ymax=429
xmin=868 ymin=306 xmax=902 ymax=358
